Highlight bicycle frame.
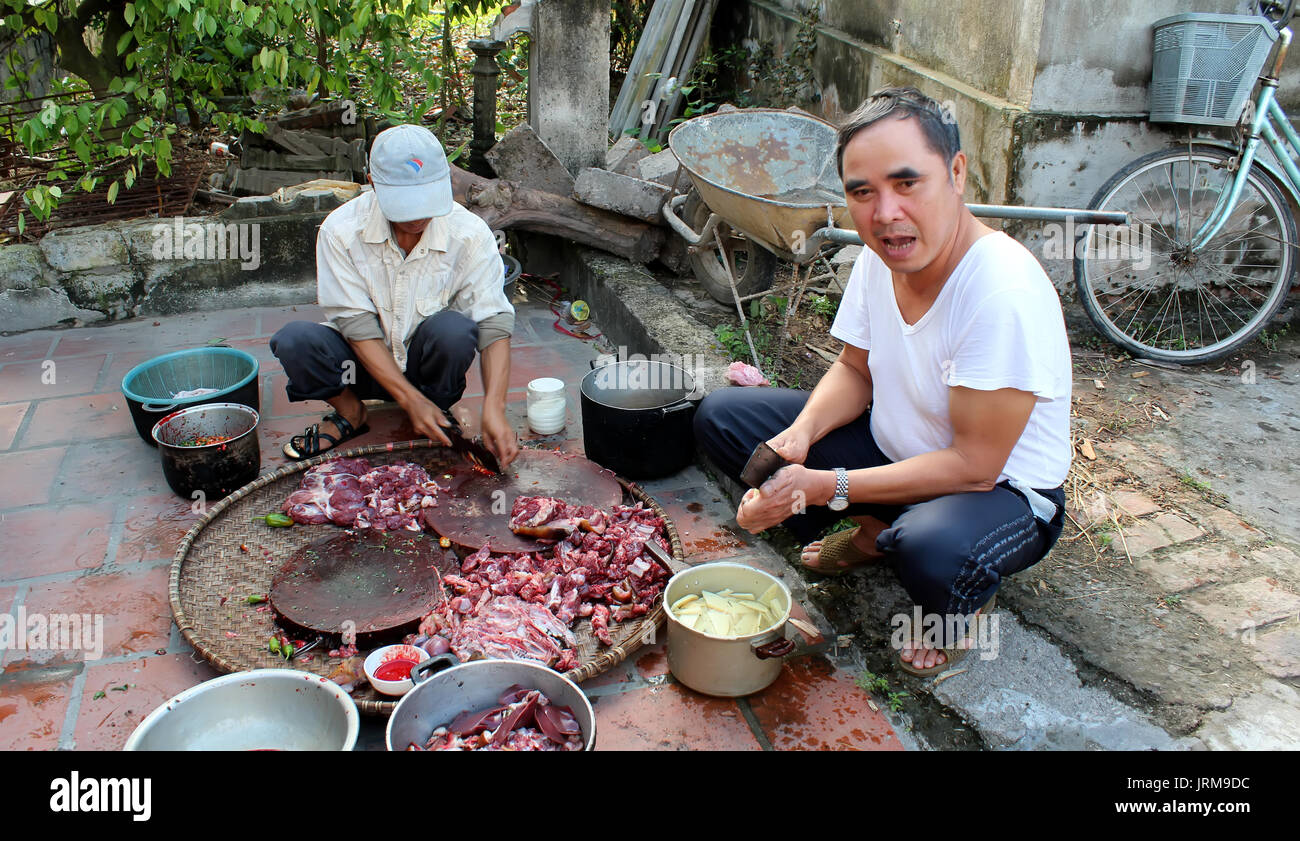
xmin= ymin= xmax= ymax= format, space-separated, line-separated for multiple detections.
xmin=1194 ymin=26 xmax=1296 ymax=248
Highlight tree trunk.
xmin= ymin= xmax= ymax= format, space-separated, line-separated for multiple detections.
xmin=449 ymin=164 xmax=665 ymax=264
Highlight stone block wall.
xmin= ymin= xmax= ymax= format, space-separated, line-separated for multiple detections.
xmin=0 ymin=191 xmax=341 ymax=333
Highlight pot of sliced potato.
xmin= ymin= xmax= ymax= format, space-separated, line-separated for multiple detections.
xmin=664 ymin=562 xmax=795 ymax=697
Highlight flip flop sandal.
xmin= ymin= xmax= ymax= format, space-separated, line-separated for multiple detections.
xmin=895 ymin=594 xmax=997 ymax=678
xmin=799 ymin=528 xmax=884 ymax=576
xmin=282 ymin=411 xmax=370 ymax=460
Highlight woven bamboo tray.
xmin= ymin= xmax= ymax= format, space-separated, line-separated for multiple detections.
xmin=169 ymin=440 xmax=686 ymax=716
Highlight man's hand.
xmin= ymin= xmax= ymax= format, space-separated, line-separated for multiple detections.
xmin=480 ymin=405 xmax=519 ymax=469
xmin=766 ymin=425 xmax=813 ymax=465
xmin=400 ymin=391 xmax=453 ymax=447
xmin=735 ymin=463 xmax=832 ymax=533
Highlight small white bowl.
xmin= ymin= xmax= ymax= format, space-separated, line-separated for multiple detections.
xmin=363 ymin=644 xmax=430 ymax=697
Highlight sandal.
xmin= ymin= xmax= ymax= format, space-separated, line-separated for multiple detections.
xmin=895 ymin=594 xmax=997 ymax=678
xmin=798 ymin=528 xmax=885 ymax=576
xmin=282 ymin=411 xmax=370 ymax=460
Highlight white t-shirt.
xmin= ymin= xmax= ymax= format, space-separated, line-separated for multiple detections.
xmin=830 ymin=231 xmax=1072 ymax=489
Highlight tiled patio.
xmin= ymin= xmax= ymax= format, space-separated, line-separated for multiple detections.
xmin=0 ymin=301 xmax=901 ymax=751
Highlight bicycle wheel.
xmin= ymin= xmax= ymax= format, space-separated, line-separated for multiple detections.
xmin=1074 ymin=145 xmax=1296 ymax=363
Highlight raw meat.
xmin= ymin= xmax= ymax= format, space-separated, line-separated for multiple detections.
xmin=283 ymin=458 xmax=445 ymax=532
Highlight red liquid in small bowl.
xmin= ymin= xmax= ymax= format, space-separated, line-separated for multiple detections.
xmin=373 ymin=659 xmax=419 ymax=682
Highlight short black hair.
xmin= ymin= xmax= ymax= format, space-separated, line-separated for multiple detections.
xmin=835 ymin=87 xmax=961 ymax=177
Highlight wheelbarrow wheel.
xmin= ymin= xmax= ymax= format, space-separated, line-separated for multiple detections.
xmin=684 ymin=190 xmax=778 ymax=304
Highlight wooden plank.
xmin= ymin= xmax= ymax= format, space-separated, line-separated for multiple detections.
xmin=611 ymin=0 xmax=690 ymax=138
xmin=611 ymin=0 xmax=676 ymax=133
xmin=653 ymin=0 xmax=718 ymax=139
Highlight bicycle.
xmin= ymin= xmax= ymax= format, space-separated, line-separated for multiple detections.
xmin=1074 ymin=0 xmax=1299 ymax=363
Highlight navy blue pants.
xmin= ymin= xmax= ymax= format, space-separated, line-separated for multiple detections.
xmin=270 ymin=311 xmax=479 ymax=411
xmin=694 ymin=387 xmax=1065 ymax=638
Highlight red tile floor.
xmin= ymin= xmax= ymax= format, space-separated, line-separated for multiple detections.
xmin=0 ymin=303 xmax=902 ymax=751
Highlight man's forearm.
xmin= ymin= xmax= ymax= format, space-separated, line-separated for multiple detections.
xmin=348 ymin=338 xmax=423 ymax=407
xmin=480 ymin=337 xmax=511 ymax=414
xmin=792 ymin=356 xmax=873 ymax=442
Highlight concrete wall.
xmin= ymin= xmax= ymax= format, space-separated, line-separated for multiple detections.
xmin=0 ymin=193 xmax=335 ymax=333
xmin=719 ymin=0 xmax=1300 ymax=299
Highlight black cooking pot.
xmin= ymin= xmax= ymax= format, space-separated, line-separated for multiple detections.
xmin=152 ymin=403 xmax=261 ymax=501
xmin=580 ymin=360 xmax=700 ymax=479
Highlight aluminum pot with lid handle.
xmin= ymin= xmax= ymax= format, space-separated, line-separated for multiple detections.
xmin=664 ymin=562 xmax=796 ymax=697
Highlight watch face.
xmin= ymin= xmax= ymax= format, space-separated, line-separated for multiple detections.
xmin=828 ymin=497 xmax=848 ymax=512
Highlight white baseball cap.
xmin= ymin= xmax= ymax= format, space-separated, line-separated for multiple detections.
xmin=367 ymin=124 xmax=453 ymax=221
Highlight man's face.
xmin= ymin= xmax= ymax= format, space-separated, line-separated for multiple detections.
xmin=390 ymin=217 xmax=431 ymax=236
xmin=841 ymin=115 xmax=966 ymax=277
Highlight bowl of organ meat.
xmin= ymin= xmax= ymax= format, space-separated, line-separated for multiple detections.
xmin=386 ymin=655 xmax=595 ymax=751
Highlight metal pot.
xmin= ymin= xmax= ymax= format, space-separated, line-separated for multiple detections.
xmin=124 ymin=669 xmax=360 ymax=751
xmin=386 ymin=655 xmax=597 ymax=751
xmin=152 ymin=402 xmax=261 ymax=501
xmin=580 ymin=359 xmax=700 ymax=479
xmin=664 ymin=562 xmax=795 ymax=697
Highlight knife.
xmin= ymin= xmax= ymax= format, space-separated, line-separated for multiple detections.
xmin=440 ymin=411 xmax=502 ymax=475
xmin=739 ymin=441 xmax=790 ymax=489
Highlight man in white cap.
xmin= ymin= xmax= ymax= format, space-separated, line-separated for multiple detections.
xmin=271 ymin=124 xmax=520 ymax=467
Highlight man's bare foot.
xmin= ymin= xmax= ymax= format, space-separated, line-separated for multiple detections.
xmin=799 ymin=527 xmax=885 ymax=573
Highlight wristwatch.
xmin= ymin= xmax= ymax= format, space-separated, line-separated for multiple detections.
xmin=828 ymin=467 xmax=850 ymax=511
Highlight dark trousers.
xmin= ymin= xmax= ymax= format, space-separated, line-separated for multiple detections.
xmin=270 ymin=311 xmax=479 ymax=410
xmin=694 ymin=387 xmax=1065 ymax=635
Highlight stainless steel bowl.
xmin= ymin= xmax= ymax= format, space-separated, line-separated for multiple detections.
xmin=124 ymin=669 xmax=360 ymax=751
xmin=152 ymin=402 xmax=261 ymax=500
xmin=386 ymin=657 xmax=596 ymax=751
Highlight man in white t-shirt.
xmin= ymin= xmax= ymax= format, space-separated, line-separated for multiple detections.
xmin=694 ymin=87 xmax=1072 ymax=676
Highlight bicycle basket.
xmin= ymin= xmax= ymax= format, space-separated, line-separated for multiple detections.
xmin=1149 ymin=13 xmax=1279 ymax=126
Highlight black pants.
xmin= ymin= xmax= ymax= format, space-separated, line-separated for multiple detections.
xmin=694 ymin=387 xmax=1065 ymax=638
xmin=270 ymin=311 xmax=479 ymax=410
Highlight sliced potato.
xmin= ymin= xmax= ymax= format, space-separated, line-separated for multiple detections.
xmin=674 ymin=602 xmax=703 ymax=616
xmin=672 ymin=593 xmax=700 ymax=611
xmin=710 ymin=610 xmax=732 ymax=637
xmin=677 ymin=613 xmax=699 ymax=630
xmin=734 ymin=611 xmax=760 ymax=636
xmin=701 ymin=591 xmax=730 ymax=612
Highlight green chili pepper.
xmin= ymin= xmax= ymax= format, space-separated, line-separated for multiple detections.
xmin=253 ymin=513 xmax=294 ymax=527
xmin=247 ymin=594 xmax=267 ymax=605
xmin=283 ymin=642 xmax=296 ymax=660
xmin=268 ymin=636 xmax=282 ymax=655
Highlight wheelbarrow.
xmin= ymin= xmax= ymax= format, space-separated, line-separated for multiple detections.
xmin=661 ymin=107 xmax=1130 ymax=308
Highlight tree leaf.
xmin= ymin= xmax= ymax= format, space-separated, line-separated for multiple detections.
xmin=125 ymin=2 xmax=136 ymax=26
xmin=107 ymin=181 xmax=121 ymax=205
xmin=116 ymin=30 xmax=134 ymax=56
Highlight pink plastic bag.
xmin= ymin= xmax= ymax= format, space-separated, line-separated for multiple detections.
xmin=726 ymin=361 xmax=770 ymax=387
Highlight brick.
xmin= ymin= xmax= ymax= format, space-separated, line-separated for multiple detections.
xmin=1137 ymin=545 xmax=1247 ymax=593
xmin=588 ymin=682 xmax=762 ymax=750
xmin=1201 ymin=507 xmax=1260 ymax=543
xmin=22 ymin=565 xmax=174 ymax=660
xmin=51 ymin=438 xmax=169 ymax=502
xmin=0 ymin=447 xmax=64 ymax=509
xmin=0 ymin=656 xmax=80 ymax=750
xmin=1152 ymin=513 xmax=1203 ymax=544
xmin=1183 ymin=577 xmax=1300 ymax=635
xmin=257 ymin=304 xmax=326 ymax=338
xmin=117 ymin=494 xmax=201 ymax=564
xmin=0 ymin=502 xmax=115 ymax=580
xmin=633 ymin=642 xmax=670 ymax=680
xmin=485 ymin=123 xmax=576 ymax=195
xmin=0 ymin=354 xmax=106 ymax=402
xmin=1250 ymin=545 xmax=1299 ymax=579
xmin=747 ymin=655 xmax=903 ymax=751
xmin=635 ymin=148 xmax=685 ymax=187
xmin=1120 ymin=519 xmax=1176 ymax=558
xmin=0 ymin=331 xmax=56 ymax=365
xmin=605 ymin=135 xmax=650 ymax=174
xmin=654 ymin=488 xmax=753 ymax=562
xmin=18 ymin=392 xmax=135 ymax=448
xmin=0 ymin=402 xmax=31 ymax=451
xmin=1112 ymin=490 xmax=1159 ymax=517
xmin=573 ymin=168 xmax=671 ymax=224
xmin=74 ymin=653 xmax=221 ymax=750
xmin=1249 ymin=626 xmax=1300 ymax=679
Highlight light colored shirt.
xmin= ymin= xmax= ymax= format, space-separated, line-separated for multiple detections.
xmin=830 ymin=231 xmax=1072 ymax=489
xmin=316 ymin=190 xmax=513 ymax=371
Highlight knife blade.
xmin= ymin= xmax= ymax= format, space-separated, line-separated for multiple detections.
xmin=739 ymin=441 xmax=790 ymax=489
xmin=441 ymin=412 xmax=502 ymax=475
